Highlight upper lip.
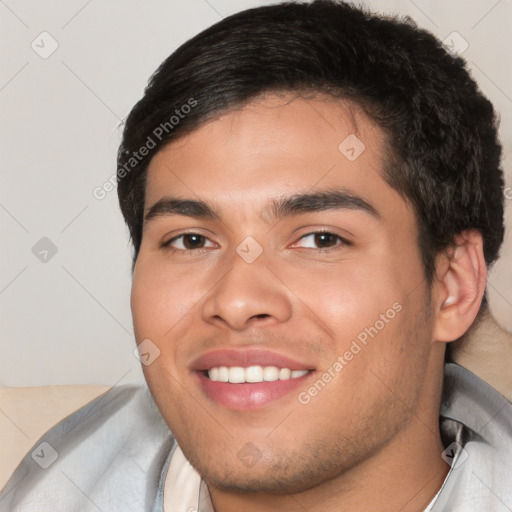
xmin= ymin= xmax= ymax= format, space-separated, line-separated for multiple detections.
xmin=190 ymin=348 xmax=315 ymax=372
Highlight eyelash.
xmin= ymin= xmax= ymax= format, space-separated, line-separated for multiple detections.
xmin=162 ymin=232 xmax=215 ymax=254
xmin=162 ymin=229 xmax=350 ymax=254
xmin=295 ymin=230 xmax=351 ymax=252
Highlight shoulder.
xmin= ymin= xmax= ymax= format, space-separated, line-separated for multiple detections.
xmin=0 ymin=384 xmax=174 ymax=512
xmin=435 ymin=363 xmax=512 ymax=511
xmin=0 ymin=384 xmax=111 ymax=490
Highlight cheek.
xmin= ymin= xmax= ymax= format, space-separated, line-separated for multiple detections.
xmin=274 ymin=257 xmax=403 ymax=343
xmin=131 ymin=257 xmax=204 ymax=340
xmin=130 ymin=258 xmax=204 ymax=415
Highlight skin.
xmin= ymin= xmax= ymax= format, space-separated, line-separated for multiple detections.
xmin=131 ymin=93 xmax=486 ymax=511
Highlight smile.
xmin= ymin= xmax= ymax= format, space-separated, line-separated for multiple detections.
xmin=207 ymin=365 xmax=310 ymax=383
xmin=191 ymin=348 xmax=315 ymax=410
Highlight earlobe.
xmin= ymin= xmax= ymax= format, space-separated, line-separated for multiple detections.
xmin=433 ymin=230 xmax=487 ymax=343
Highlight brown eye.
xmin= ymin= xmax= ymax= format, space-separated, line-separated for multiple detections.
xmin=182 ymin=234 xmax=206 ymax=249
xmin=314 ymin=232 xmax=338 ymax=248
xmin=296 ymin=231 xmax=348 ymax=250
xmin=164 ymin=233 xmax=215 ymax=251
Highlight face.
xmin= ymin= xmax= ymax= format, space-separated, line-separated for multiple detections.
xmin=131 ymin=93 xmax=441 ymax=494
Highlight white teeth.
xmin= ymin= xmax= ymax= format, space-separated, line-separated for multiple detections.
xmin=228 ymin=367 xmax=246 ymax=383
xmin=245 ymin=365 xmax=263 ymax=383
xmin=263 ymin=366 xmax=279 ymax=381
xmin=218 ymin=366 xmax=229 ymax=382
xmin=279 ymin=368 xmax=291 ymax=380
xmin=207 ymin=365 xmax=310 ymax=383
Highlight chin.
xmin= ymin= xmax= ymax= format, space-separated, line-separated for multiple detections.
xmin=189 ymin=444 xmax=357 ymax=496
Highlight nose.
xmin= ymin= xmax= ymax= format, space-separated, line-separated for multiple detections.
xmin=201 ymin=251 xmax=293 ymax=331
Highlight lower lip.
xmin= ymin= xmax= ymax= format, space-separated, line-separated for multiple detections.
xmin=196 ymin=372 xmax=313 ymax=411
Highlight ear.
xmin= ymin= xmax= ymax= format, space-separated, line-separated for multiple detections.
xmin=432 ymin=229 xmax=487 ymax=343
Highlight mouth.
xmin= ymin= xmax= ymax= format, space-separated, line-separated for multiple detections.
xmin=191 ymin=349 xmax=315 ymax=411
xmin=205 ymin=365 xmax=310 ymax=383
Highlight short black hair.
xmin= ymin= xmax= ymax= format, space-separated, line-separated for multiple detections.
xmin=117 ymin=0 xmax=504 ymax=285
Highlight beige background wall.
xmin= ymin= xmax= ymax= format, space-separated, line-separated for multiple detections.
xmin=1 ymin=0 xmax=511 ymax=387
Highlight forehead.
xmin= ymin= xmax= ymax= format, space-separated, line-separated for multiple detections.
xmin=144 ymin=93 xmax=409 ymax=224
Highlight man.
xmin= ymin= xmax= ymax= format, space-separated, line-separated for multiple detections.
xmin=1 ymin=1 xmax=511 ymax=511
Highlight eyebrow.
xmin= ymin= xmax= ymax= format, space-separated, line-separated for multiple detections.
xmin=144 ymin=189 xmax=380 ymax=225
